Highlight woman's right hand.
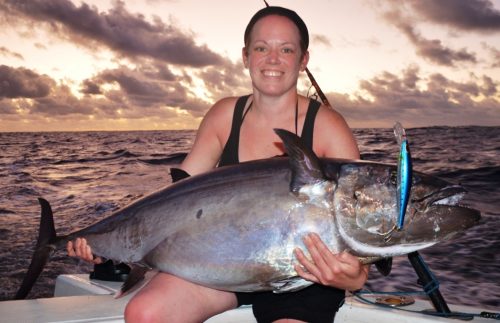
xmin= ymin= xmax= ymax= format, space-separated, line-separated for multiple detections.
xmin=67 ymin=237 xmax=103 ymax=264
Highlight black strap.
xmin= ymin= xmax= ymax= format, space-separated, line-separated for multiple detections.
xmin=300 ymin=99 xmax=321 ymax=150
xmin=219 ymin=96 xmax=320 ymax=166
xmin=218 ymin=95 xmax=251 ymax=167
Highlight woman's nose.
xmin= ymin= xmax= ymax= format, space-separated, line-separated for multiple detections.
xmin=266 ymin=49 xmax=280 ymax=64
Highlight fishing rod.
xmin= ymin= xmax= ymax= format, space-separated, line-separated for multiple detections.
xmin=262 ymin=0 xmax=332 ymax=107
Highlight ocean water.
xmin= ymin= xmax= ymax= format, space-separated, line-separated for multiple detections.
xmin=0 ymin=127 xmax=499 ymax=310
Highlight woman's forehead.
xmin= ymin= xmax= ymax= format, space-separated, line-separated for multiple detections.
xmin=250 ymin=15 xmax=301 ymax=43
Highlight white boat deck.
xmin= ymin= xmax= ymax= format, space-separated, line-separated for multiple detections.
xmin=0 ymin=274 xmax=493 ymax=323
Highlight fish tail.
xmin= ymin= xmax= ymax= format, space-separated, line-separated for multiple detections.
xmin=14 ymin=198 xmax=60 ymax=299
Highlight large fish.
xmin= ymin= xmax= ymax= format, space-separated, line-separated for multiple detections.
xmin=15 ymin=129 xmax=480 ymax=299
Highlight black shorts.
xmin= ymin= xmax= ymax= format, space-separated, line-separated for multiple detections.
xmin=236 ymin=284 xmax=345 ymax=323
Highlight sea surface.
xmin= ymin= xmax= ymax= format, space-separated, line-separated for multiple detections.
xmin=0 ymin=127 xmax=499 ymax=310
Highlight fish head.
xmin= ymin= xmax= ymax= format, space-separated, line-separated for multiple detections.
xmin=323 ymin=160 xmax=481 ymax=257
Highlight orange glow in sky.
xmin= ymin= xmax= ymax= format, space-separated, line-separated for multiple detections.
xmin=1 ymin=0 xmax=499 ymax=131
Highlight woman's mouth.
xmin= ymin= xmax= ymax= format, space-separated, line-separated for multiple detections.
xmin=262 ymin=70 xmax=283 ymax=77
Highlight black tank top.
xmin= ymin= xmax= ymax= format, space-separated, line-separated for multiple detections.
xmin=218 ymin=95 xmax=321 ymax=167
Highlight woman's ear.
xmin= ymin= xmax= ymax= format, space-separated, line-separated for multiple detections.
xmin=300 ymin=50 xmax=310 ymax=72
xmin=242 ymin=47 xmax=249 ymax=68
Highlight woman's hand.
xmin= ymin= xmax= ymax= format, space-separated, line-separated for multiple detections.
xmin=67 ymin=237 xmax=103 ymax=264
xmin=294 ymin=233 xmax=369 ymax=291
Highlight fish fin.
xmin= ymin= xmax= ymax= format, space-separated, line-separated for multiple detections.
xmin=115 ymin=265 xmax=153 ymax=299
xmin=14 ymin=198 xmax=59 ymax=299
xmin=274 ymin=129 xmax=325 ymax=192
xmin=270 ymin=276 xmax=313 ymax=293
xmin=170 ymin=167 xmax=191 ymax=183
xmin=374 ymin=257 xmax=393 ymax=276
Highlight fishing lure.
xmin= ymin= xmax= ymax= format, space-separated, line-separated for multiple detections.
xmin=393 ymin=122 xmax=412 ymax=230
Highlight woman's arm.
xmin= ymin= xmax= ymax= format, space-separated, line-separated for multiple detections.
xmin=314 ymin=105 xmax=360 ymax=159
xmin=180 ymin=97 xmax=235 ymax=175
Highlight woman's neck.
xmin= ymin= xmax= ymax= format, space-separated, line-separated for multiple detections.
xmin=251 ymin=90 xmax=299 ymax=116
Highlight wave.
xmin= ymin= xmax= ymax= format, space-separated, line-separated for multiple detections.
xmin=138 ymin=152 xmax=188 ymax=165
xmin=53 ymin=149 xmax=139 ymax=165
xmin=1 ymin=127 xmax=499 ymax=308
xmin=437 ymin=166 xmax=500 ymax=188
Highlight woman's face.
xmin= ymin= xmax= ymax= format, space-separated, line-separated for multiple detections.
xmin=243 ymin=15 xmax=309 ymax=97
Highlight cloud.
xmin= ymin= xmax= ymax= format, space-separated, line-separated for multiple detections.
xmin=482 ymin=42 xmax=500 ymax=67
xmin=0 ymin=47 xmax=24 ymax=60
xmin=383 ymin=10 xmax=477 ymax=67
xmin=329 ymin=65 xmax=500 ymax=127
xmin=1 ymin=0 xmax=226 ymax=67
xmin=197 ymin=61 xmax=250 ymax=100
xmin=0 ymin=65 xmax=54 ymax=98
xmin=409 ymin=0 xmax=500 ymax=32
xmin=0 ymin=99 xmax=18 ymax=115
xmin=312 ymin=34 xmax=332 ymax=48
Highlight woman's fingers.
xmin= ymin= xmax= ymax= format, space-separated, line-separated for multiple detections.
xmin=67 ymin=240 xmax=76 ymax=257
xmin=67 ymin=238 xmax=102 ymax=264
xmin=294 ymin=233 xmax=370 ymax=290
xmin=293 ymin=247 xmax=320 ymax=283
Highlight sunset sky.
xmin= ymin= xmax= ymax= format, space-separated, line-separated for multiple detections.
xmin=1 ymin=0 xmax=499 ymax=132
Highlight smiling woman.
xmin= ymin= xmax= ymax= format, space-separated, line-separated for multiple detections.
xmin=64 ymin=5 xmax=368 ymax=323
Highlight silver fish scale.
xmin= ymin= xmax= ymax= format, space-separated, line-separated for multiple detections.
xmin=142 ymin=170 xmax=338 ymax=292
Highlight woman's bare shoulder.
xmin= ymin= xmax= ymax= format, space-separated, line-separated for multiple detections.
xmin=180 ymin=96 xmax=241 ymax=174
xmin=314 ymin=104 xmax=360 ymax=159
xmin=204 ymin=97 xmax=239 ymax=120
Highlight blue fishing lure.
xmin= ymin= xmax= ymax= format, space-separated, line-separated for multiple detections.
xmin=393 ymin=122 xmax=412 ymax=230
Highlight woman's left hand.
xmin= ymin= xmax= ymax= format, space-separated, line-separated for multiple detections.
xmin=294 ymin=233 xmax=369 ymax=291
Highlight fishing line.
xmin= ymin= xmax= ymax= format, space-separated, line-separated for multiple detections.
xmin=351 ymin=290 xmax=500 ymax=320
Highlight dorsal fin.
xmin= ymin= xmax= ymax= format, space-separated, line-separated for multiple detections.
xmin=274 ymin=129 xmax=325 ymax=192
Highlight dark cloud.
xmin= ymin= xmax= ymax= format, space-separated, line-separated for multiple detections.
xmin=30 ymin=85 xmax=95 ymax=116
xmin=197 ymin=61 xmax=250 ymax=99
xmin=0 ymin=99 xmax=18 ymax=115
xmin=1 ymin=0 xmax=225 ymax=67
xmin=0 ymin=65 xmax=54 ymax=98
xmin=409 ymin=0 xmax=500 ymax=32
xmin=0 ymin=52 xmax=249 ymax=123
xmin=81 ymin=79 xmax=102 ymax=95
xmin=482 ymin=43 xmax=500 ymax=67
xmin=481 ymin=75 xmax=498 ymax=96
xmin=329 ymin=66 xmax=500 ymax=127
xmin=383 ymin=10 xmax=477 ymax=67
xmin=84 ymin=63 xmax=216 ymax=117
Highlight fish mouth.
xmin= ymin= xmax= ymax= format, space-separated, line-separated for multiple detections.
xmin=420 ymin=185 xmax=467 ymax=207
xmin=416 ymin=185 xmax=481 ymax=223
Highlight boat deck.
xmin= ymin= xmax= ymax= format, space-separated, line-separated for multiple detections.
xmin=0 ymin=274 xmax=493 ymax=322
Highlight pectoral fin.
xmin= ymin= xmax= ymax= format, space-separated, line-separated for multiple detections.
xmin=270 ymin=276 xmax=313 ymax=293
xmin=374 ymin=257 xmax=393 ymax=276
xmin=115 ymin=265 xmax=155 ymax=298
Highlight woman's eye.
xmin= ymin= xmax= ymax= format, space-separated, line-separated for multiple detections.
xmin=282 ymin=48 xmax=293 ymax=54
xmin=254 ymin=47 xmax=266 ymax=52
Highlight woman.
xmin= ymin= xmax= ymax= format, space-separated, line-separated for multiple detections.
xmin=68 ymin=6 xmax=369 ymax=322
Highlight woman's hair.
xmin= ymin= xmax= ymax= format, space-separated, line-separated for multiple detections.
xmin=244 ymin=6 xmax=309 ymax=54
